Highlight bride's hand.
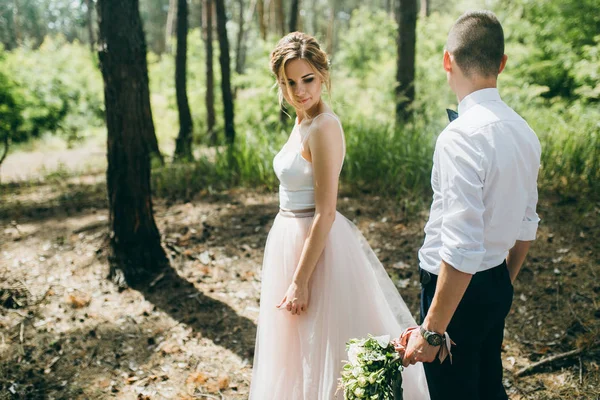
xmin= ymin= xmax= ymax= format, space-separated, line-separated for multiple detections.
xmin=276 ymin=281 xmax=309 ymax=315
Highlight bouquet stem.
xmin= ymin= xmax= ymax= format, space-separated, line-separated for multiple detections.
xmin=392 ymin=372 xmax=403 ymax=400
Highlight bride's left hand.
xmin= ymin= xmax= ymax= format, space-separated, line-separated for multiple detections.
xmin=276 ymin=281 xmax=309 ymax=315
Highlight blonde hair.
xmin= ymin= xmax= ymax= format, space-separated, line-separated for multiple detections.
xmin=269 ymin=32 xmax=331 ymax=112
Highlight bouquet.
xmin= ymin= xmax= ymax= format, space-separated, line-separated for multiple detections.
xmin=337 ymin=335 xmax=404 ymax=400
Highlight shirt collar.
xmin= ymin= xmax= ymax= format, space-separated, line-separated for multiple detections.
xmin=457 ymin=88 xmax=502 ymax=116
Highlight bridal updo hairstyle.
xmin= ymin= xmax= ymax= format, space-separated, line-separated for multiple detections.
xmin=270 ymin=32 xmax=331 ymax=109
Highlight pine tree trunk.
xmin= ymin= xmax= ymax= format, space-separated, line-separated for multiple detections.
xmin=268 ymin=0 xmax=275 ymax=37
xmin=274 ymin=0 xmax=284 ymax=36
xmin=395 ymin=0 xmax=417 ymax=123
xmin=256 ymin=0 xmax=266 ymax=40
xmin=174 ymin=0 xmax=194 ymax=160
xmin=97 ymin=0 xmax=169 ymax=286
xmin=12 ymin=0 xmax=19 ymax=47
xmin=234 ymin=0 xmax=245 ymax=75
xmin=165 ymin=0 xmax=178 ymax=52
xmin=215 ymin=0 xmax=236 ymax=144
xmin=326 ymin=0 xmax=336 ymax=55
xmin=235 ymin=0 xmax=256 ymax=75
xmin=203 ymin=0 xmax=216 ymax=144
xmin=310 ymin=0 xmax=318 ymax=36
xmin=289 ymin=0 xmax=299 ymax=32
xmin=420 ymin=0 xmax=429 ymax=18
xmin=86 ymin=0 xmax=95 ymax=52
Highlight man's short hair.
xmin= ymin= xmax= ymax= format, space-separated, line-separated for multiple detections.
xmin=446 ymin=11 xmax=505 ymax=77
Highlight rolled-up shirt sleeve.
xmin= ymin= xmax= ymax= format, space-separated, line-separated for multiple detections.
xmin=517 ymin=180 xmax=540 ymax=241
xmin=437 ymin=130 xmax=486 ymax=274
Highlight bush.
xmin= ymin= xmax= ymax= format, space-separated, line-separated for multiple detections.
xmin=0 ymin=60 xmax=23 ymax=154
xmin=3 ymin=36 xmax=104 ymax=145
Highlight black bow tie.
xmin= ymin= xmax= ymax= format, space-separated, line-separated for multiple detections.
xmin=446 ymin=109 xmax=459 ymax=122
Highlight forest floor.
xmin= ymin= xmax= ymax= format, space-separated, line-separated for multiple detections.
xmin=1 ymin=146 xmax=599 ymax=400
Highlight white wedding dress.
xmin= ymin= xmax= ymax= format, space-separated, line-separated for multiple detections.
xmin=249 ymin=113 xmax=430 ymax=399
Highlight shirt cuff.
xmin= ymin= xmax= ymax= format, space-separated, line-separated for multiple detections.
xmin=517 ymin=219 xmax=539 ymax=241
xmin=439 ymin=246 xmax=485 ymax=275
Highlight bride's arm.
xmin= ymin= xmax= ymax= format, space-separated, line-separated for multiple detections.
xmin=277 ymin=117 xmax=344 ymax=315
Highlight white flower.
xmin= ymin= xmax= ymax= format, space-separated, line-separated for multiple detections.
xmin=368 ymin=372 xmax=377 ymax=384
xmin=357 ymin=376 xmax=367 ymax=387
xmin=348 ymin=343 xmax=362 ymax=366
xmin=373 ymin=335 xmax=390 ymax=349
xmin=352 ymin=366 xmax=363 ymax=377
xmin=354 ymin=387 xmax=366 ymax=398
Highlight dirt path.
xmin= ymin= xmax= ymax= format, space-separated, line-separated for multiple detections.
xmin=1 ymin=175 xmax=599 ymax=399
xmin=1 ymin=142 xmax=106 ymax=183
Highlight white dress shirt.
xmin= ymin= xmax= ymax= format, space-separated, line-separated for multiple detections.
xmin=419 ymin=88 xmax=541 ymax=275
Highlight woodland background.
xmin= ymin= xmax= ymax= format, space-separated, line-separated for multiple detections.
xmin=0 ymin=0 xmax=599 ymax=398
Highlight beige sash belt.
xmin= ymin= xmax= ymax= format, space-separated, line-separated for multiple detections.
xmin=278 ymin=208 xmax=316 ymax=218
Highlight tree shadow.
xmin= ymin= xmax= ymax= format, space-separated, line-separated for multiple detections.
xmin=131 ymin=268 xmax=257 ymax=363
xmin=2 ymin=178 xmax=261 ymax=363
xmin=128 ymin=200 xmax=276 ymax=364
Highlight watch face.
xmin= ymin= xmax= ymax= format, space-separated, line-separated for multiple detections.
xmin=427 ymin=333 xmax=443 ymax=346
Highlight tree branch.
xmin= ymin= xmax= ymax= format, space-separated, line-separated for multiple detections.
xmin=515 ymin=348 xmax=585 ymax=377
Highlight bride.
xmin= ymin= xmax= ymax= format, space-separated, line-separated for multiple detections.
xmin=249 ymin=32 xmax=430 ymax=400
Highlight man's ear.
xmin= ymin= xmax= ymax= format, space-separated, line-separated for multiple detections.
xmin=498 ymin=54 xmax=508 ymax=74
xmin=443 ymin=50 xmax=452 ymax=72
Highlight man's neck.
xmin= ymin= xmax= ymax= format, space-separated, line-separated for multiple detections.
xmin=454 ymin=77 xmax=498 ymax=103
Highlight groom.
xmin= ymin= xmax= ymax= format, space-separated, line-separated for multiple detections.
xmin=400 ymin=10 xmax=541 ymax=400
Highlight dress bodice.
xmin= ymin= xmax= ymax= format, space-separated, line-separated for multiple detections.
xmin=273 ymin=113 xmax=344 ymax=211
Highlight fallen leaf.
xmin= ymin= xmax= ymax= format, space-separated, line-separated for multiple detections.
xmin=96 ymin=379 xmax=111 ymax=388
xmin=66 ymin=291 xmax=91 ymax=308
xmin=186 ymin=372 xmax=209 ymax=386
xmin=160 ymin=342 xmax=181 ymax=354
xmin=217 ymin=374 xmax=230 ymax=390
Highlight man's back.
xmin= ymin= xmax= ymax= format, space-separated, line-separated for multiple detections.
xmin=419 ymin=88 xmax=541 ymax=275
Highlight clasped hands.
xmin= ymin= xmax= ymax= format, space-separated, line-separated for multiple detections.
xmin=393 ymin=326 xmax=442 ymax=367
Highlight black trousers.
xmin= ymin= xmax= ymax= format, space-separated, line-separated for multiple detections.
xmin=420 ymin=262 xmax=514 ymax=400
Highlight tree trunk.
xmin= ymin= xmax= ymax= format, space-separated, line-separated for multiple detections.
xmin=289 ymin=0 xmax=299 ymax=32
xmin=85 ymin=0 xmax=95 ymax=52
xmin=97 ymin=0 xmax=169 ymax=286
xmin=234 ymin=0 xmax=245 ymax=75
xmin=0 ymin=133 xmax=9 ymax=168
xmin=274 ymin=0 xmax=284 ymax=36
xmin=165 ymin=0 xmax=177 ymax=52
xmin=12 ymin=0 xmax=19 ymax=47
xmin=235 ymin=0 xmax=257 ymax=75
xmin=268 ymin=0 xmax=275 ymax=37
xmin=174 ymin=0 xmax=194 ymax=160
xmin=256 ymin=0 xmax=266 ymax=40
xmin=310 ymin=0 xmax=318 ymax=37
xmin=326 ymin=0 xmax=336 ymax=55
xmin=395 ymin=0 xmax=417 ymax=123
xmin=215 ymin=0 xmax=236 ymax=144
xmin=420 ymin=0 xmax=429 ymax=18
xmin=203 ymin=0 xmax=216 ymax=143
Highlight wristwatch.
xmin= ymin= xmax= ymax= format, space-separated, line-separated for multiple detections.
xmin=420 ymin=325 xmax=444 ymax=347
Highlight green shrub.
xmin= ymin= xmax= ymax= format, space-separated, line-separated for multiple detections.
xmin=3 ymin=36 xmax=104 ymax=145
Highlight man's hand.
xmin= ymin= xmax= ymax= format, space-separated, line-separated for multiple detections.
xmin=401 ymin=329 xmax=440 ymax=367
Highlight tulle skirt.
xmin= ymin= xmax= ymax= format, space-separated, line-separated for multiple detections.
xmin=249 ymin=211 xmax=430 ymax=400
